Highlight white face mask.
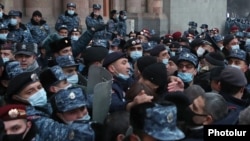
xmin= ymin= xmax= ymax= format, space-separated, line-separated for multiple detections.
xmin=71 ymin=35 xmax=79 ymax=41
xmin=2 ymin=57 xmax=9 ymax=63
xmin=67 ymin=10 xmax=75 ymax=15
xmin=10 ymin=18 xmax=18 ymax=26
xmin=231 ymin=45 xmax=240 ymax=50
xmin=196 ymin=47 xmax=205 ymax=57
xmin=0 ymin=33 xmax=7 ymax=40
xmin=230 ymin=64 xmax=241 ymax=70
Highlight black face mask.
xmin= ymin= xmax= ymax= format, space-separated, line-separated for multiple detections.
xmin=183 ymin=107 xmax=207 ymax=126
xmin=3 ymin=132 xmax=24 ymax=141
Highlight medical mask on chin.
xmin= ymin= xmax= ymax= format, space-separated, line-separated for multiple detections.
xmin=67 ymin=10 xmax=75 ymax=15
xmin=231 ymin=45 xmax=240 ymax=50
xmin=67 ymin=74 xmax=79 ymax=84
xmin=0 ymin=33 xmax=7 ymax=40
xmin=108 ymin=50 xmax=114 ymax=54
xmin=117 ymin=73 xmax=130 ymax=80
xmin=130 ymin=51 xmax=142 ymax=60
xmin=230 ymin=64 xmax=241 ymax=70
xmin=177 ymin=72 xmax=193 ymax=83
xmin=196 ymin=47 xmax=205 ymax=57
xmin=162 ymin=58 xmax=169 ymax=65
xmin=2 ymin=57 xmax=9 ymax=63
xmin=10 ymin=18 xmax=18 ymax=26
xmin=28 ymin=88 xmax=47 ymax=107
xmin=71 ymin=35 xmax=79 ymax=41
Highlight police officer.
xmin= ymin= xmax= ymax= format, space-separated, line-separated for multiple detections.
xmin=55 ymin=2 xmax=80 ymax=32
xmin=85 ymin=4 xmax=106 ymax=39
xmin=118 ymin=10 xmax=127 ymax=38
xmin=0 ymin=23 xmax=8 ymax=44
xmin=183 ymin=21 xmax=199 ymax=38
xmin=0 ymin=3 xmax=9 ymax=27
xmin=26 ymin=10 xmax=50 ymax=44
xmin=13 ymin=42 xmax=40 ymax=73
xmin=7 ymin=10 xmax=34 ymax=43
xmin=107 ymin=10 xmax=119 ymax=40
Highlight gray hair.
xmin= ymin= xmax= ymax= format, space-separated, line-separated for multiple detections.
xmin=202 ymin=92 xmax=228 ymax=122
xmin=238 ymin=105 xmax=250 ymax=125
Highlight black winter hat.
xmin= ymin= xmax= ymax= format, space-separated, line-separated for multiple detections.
xmin=142 ymin=62 xmax=167 ymax=87
xmin=6 ymin=72 xmax=39 ymax=102
xmin=32 ymin=10 xmax=42 ymax=17
xmin=50 ymin=37 xmax=71 ymax=53
xmin=136 ymin=56 xmax=157 ymax=73
xmin=204 ymin=52 xmax=225 ymax=66
xmin=220 ymin=66 xmax=247 ymax=87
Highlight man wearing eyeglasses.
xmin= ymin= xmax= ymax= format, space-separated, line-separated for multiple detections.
xmin=176 ymin=52 xmax=198 ymax=89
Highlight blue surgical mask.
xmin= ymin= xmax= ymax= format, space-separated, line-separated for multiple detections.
xmin=118 ymin=73 xmax=130 ymax=80
xmin=123 ymin=16 xmax=127 ymax=20
xmin=0 ymin=11 xmax=2 ymax=18
xmin=10 ymin=18 xmax=18 ymax=26
xmin=231 ymin=45 xmax=240 ymax=50
xmin=67 ymin=74 xmax=79 ymax=84
xmin=170 ymin=51 xmax=176 ymax=56
xmin=2 ymin=57 xmax=9 ymax=63
xmin=177 ymin=72 xmax=193 ymax=83
xmin=67 ymin=10 xmax=75 ymax=15
xmin=230 ymin=64 xmax=241 ymax=70
xmin=0 ymin=33 xmax=7 ymax=40
xmin=28 ymin=88 xmax=47 ymax=107
xmin=77 ymin=113 xmax=91 ymax=121
xmin=162 ymin=58 xmax=169 ymax=65
xmin=130 ymin=51 xmax=142 ymax=60
xmin=71 ymin=35 xmax=79 ymax=41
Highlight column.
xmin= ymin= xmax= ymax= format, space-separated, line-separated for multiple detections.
xmin=1 ymin=0 xmax=24 ymax=14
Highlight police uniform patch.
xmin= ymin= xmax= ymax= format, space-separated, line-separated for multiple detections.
xmin=8 ymin=109 xmax=19 ymax=118
xmin=68 ymin=130 xmax=75 ymax=140
xmin=167 ymin=112 xmax=174 ymax=123
xmin=31 ymin=73 xmax=39 ymax=81
xmin=21 ymin=44 xmax=26 ymax=50
xmin=69 ymin=92 xmax=76 ymax=99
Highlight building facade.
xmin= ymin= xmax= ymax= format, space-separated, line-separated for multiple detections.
xmin=0 ymin=0 xmax=228 ymax=36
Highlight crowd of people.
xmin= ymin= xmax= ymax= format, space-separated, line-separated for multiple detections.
xmin=0 ymin=2 xmax=250 ymax=141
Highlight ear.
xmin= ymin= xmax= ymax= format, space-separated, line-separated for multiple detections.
xmin=107 ymin=64 xmax=115 ymax=73
xmin=49 ymin=86 xmax=58 ymax=93
xmin=193 ymin=69 xmax=197 ymax=76
xmin=26 ymin=120 xmax=32 ymax=128
xmin=203 ymin=115 xmax=213 ymax=125
xmin=116 ymin=134 xmax=125 ymax=141
xmin=129 ymin=134 xmax=141 ymax=141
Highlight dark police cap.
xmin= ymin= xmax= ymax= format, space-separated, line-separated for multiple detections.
xmin=93 ymin=4 xmax=101 ymax=9
xmin=56 ymin=55 xmax=78 ymax=68
xmin=119 ymin=10 xmax=126 ymax=15
xmin=213 ymin=34 xmax=224 ymax=42
xmin=205 ymin=52 xmax=225 ymax=66
xmin=150 ymin=44 xmax=166 ymax=57
xmin=51 ymin=88 xmax=87 ymax=113
xmin=92 ymin=39 xmax=109 ymax=48
xmin=136 ymin=56 xmax=157 ymax=73
xmin=200 ymin=24 xmax=208 ymax=29
xmin=84 ymin=46 xmax=108 ymax=63
xmin=220 ymin=66 xmax=247 ymax=87
xmin=7 ymin=32 xmax=22 ymax=43
xmin=102 ymin=52 xmax=126 ymax=68
xmin=1 ymin=61 xmax=23 ymax=80
xmin=14 ymin=42 xmax=38 ymax=56
xmin=124 ymin=38 xmax=142 ymax=49
xmin=142 ymin=41 xmax=157 ymax=52
xmin=6 ymin=72 xmax=39 ymax=102
xmin=67 ymin=2 xmax=76 ymax=8
xmin=50 ymin=37 xmax=71 ymax=53
xmin=227 ymin=49 xmax=247 ymax=62
xmin=39 ymin=65 xmax=67 ymax=90
xmin=58 ymin=24 xmax=68 ymax=31
xmin=8 ymin=10 xmax=22 ymax=18
xmin=178 ymin=52 xmax=198 ymax=67
xmin=130 ymin=102 xmax=185 ymax=141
